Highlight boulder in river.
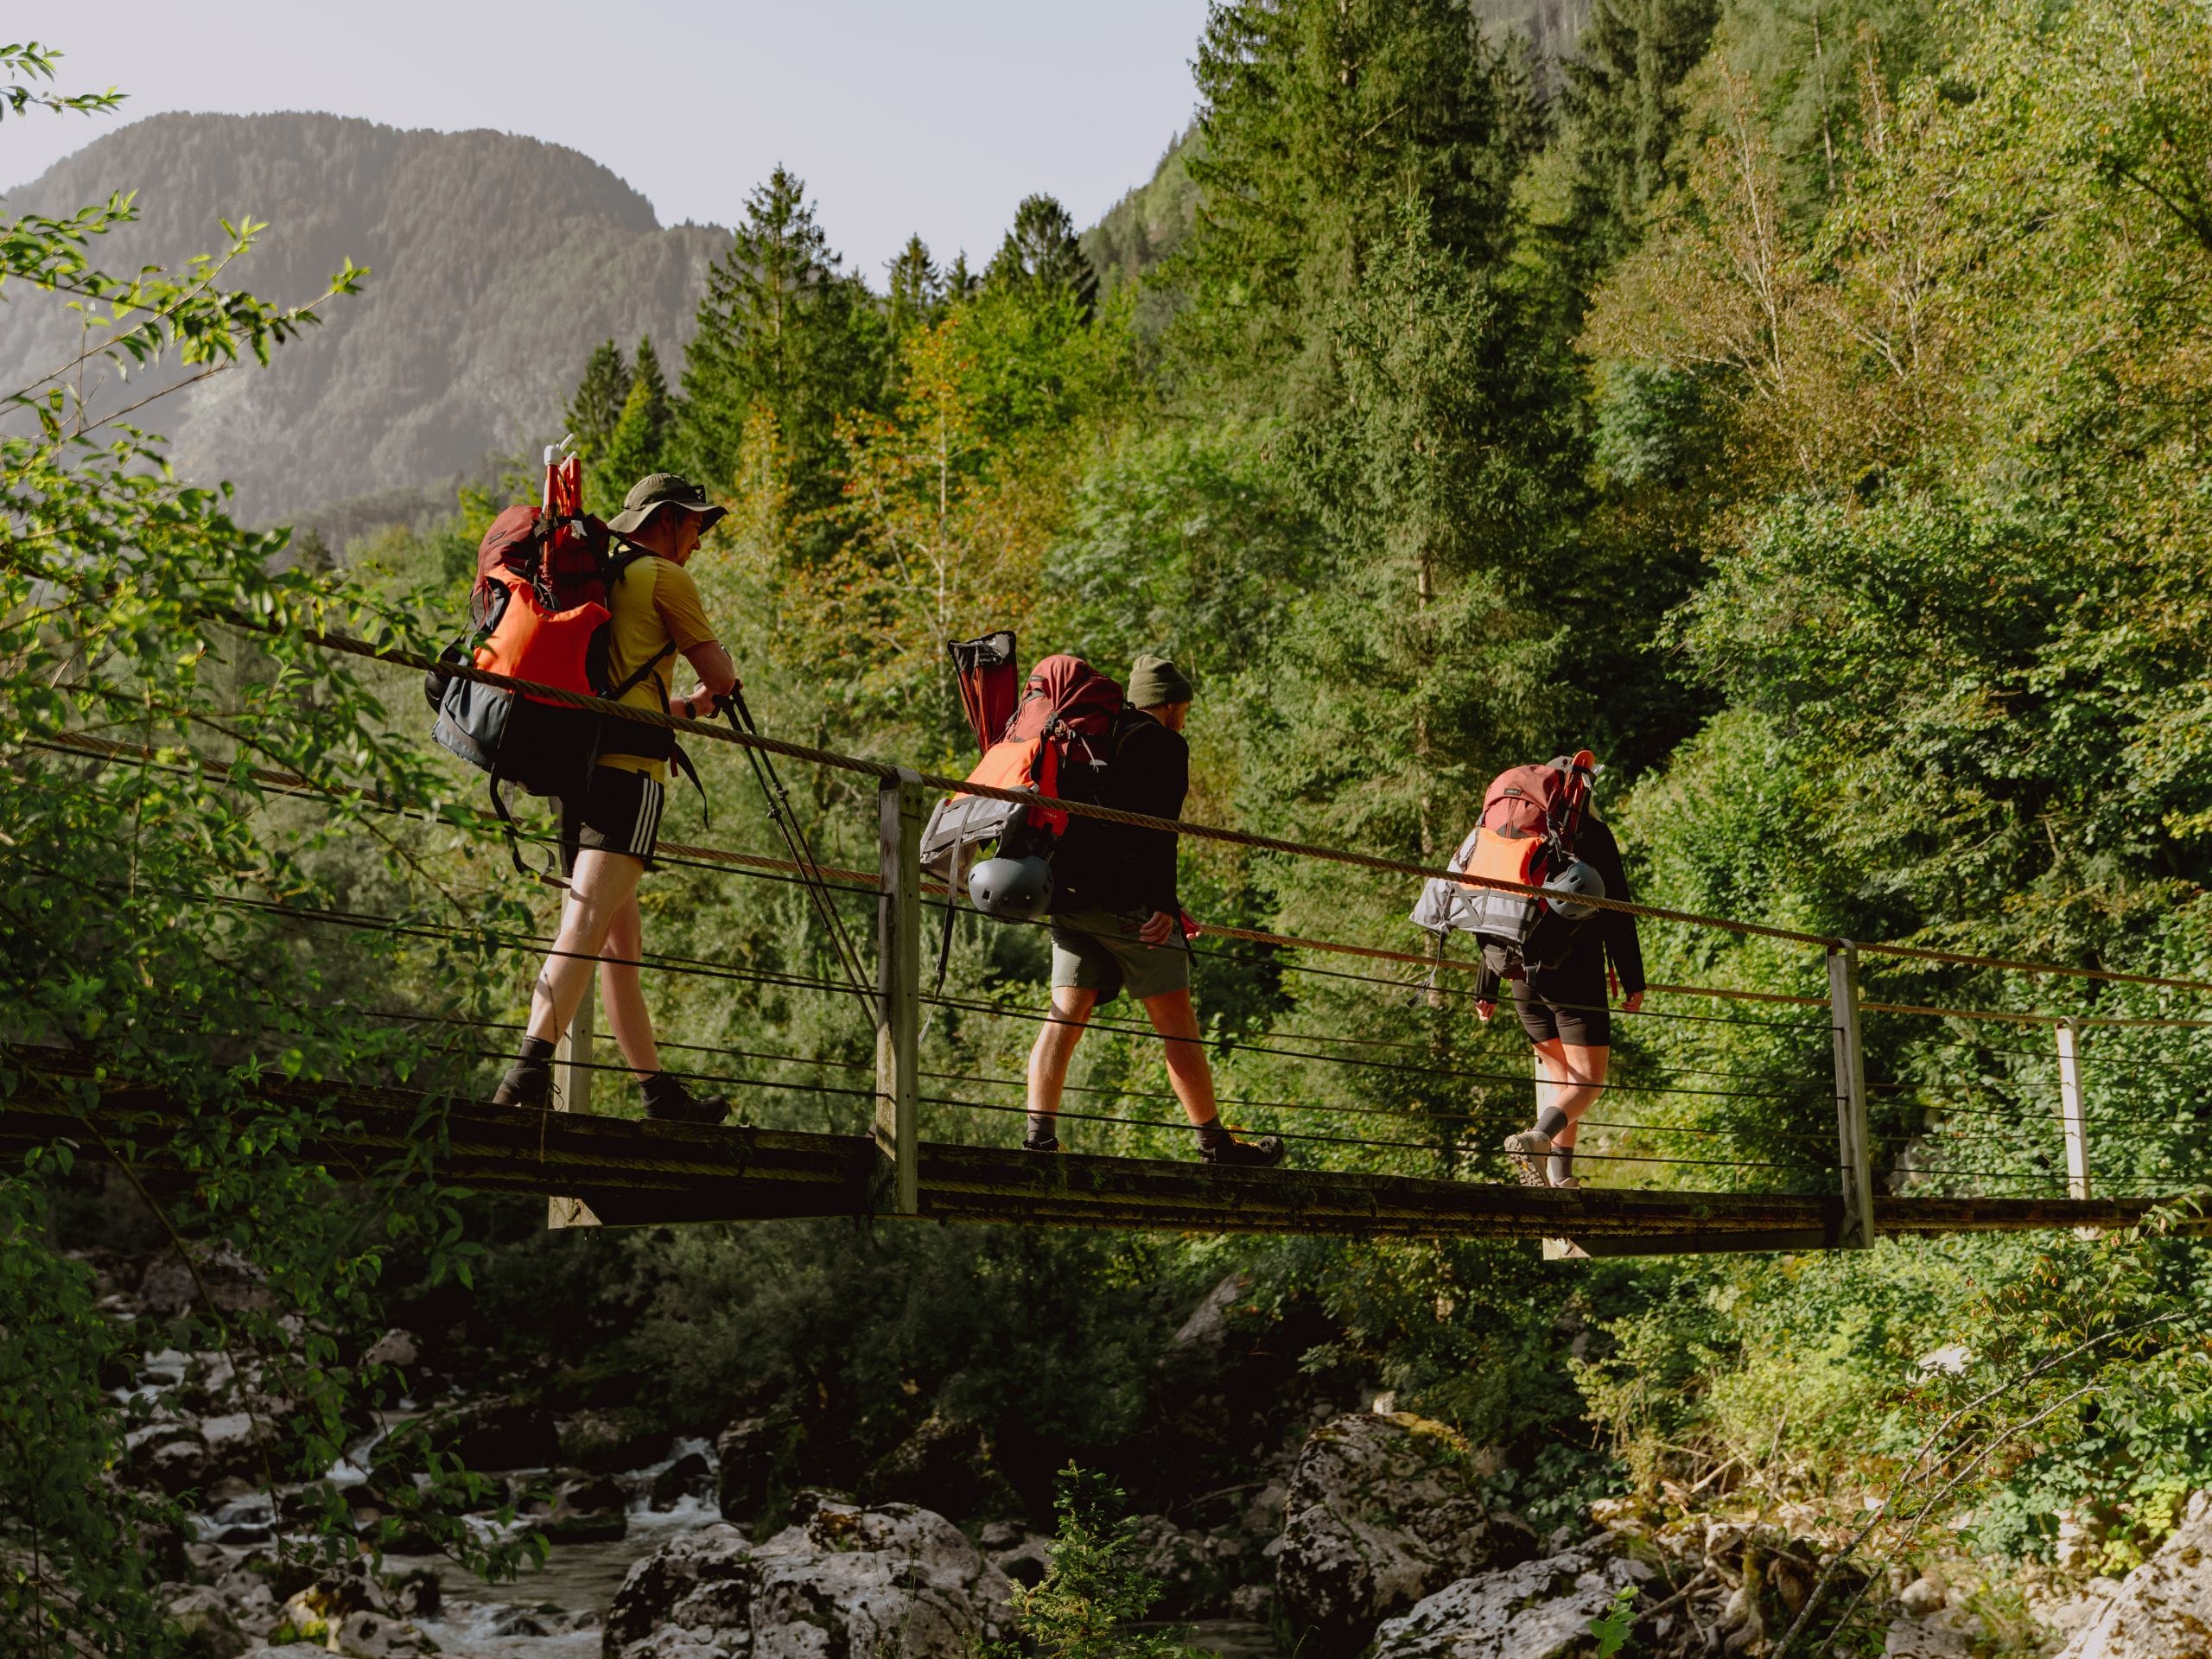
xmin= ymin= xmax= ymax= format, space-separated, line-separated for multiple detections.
xmin=863 ymin=1412 xmax=1018 ymax=1521
xmin=715 ymin=1411 xmax=801 ymax=1523
xmin=1370 ymin=1537 xmax=1653 ymax=1659
xmin=1274 ymin=1411 xmax=1538 ymax=1656
xmin=605 ymin=1493 xmax=1011 ymax=1659
xmin=2058 ymin=1490 xmax=2212 ymax=1659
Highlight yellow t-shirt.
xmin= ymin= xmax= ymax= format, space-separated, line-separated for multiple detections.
xmin=598 ymin=556 xmax=718 ymax=781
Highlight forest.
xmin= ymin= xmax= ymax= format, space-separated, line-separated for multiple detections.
xmin=4 ymin=0 xmax=2212 ymax=1654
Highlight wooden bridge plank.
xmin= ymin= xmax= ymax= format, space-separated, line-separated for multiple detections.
xmin=0 ymin=1089 xmax=2174 ymax=1245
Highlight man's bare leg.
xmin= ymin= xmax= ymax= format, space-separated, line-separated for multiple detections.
xmin=1024 ymin=986 xmax=1097 ymax=1147
xmin=1141 ymin=987 xmax=1283 ymax=1164
xmin=1139 ymin=987 xmax=1219 ymax=1126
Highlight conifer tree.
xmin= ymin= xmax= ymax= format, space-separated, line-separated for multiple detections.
xmin=984 ymin=194 xmax=1100 ymax=318
xmin=595 ymin=336 xmax=674 ymax=510
xmin=676 ymin=166 xmax=886 ymax=534
xmin=887 ymin=234 xmax=944 ymax=340
xmin=1182 ymin=0 xmax=1538 ymax=392
xmin=563 ymin=337 xmax=632 ymax=464
xmin=1554 ymin=0 xmax=1723 ymax=281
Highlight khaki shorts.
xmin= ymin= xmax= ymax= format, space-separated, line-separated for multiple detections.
xmin=1049 ymin=909 xmax=1191 ymax=1006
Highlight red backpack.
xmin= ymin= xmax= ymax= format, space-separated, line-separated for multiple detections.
xmin=920 ymin=652 xmax=1126 ymax=876
xmin=1410 ymin=752 xmax=1597 ymax=968
xmin=427 ymin=451 xmax=679 ymax=869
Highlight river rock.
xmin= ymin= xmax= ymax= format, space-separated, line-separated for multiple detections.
xmin=1370 ymin=1538 xmax=1652 ymax=1659
xmin=715 ymin=1412 xmax=800 ymax=1523
xmin=416 ymin=1396 xmax=560 ymax=1471
xmin=559 ymin=1408 xmax=670 ymax=1474
xmin=1275 ymin=1412 xmax=1538 ymax=1655
xmin=604 ymin=1494 xmax=1011 ymax=1658
xmin=863 ymin=1413 xmax=1017 ymax=1521
xmin=1126 ymin=1513 xmax=1252 ymax=1618
xmin=2058 ymin=1491 xmax=2212 ymax=1658
xmin=167 ymin=1584 xmax=247 ymax=1658
xmin=653 ymin=1451 xmax=715 ymax=1510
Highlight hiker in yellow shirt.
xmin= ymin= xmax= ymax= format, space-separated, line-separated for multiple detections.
xmin=493 ymin=474 xmax=739 ymax=1122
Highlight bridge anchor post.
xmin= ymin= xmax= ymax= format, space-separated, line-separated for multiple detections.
xmin=1828 ymin=943 xmax=1874 ymax=1249
xmin=548 ymin=995 xmax=601 ymax=1230
xmin=875 ymin=768 xmax=923 ymax=1216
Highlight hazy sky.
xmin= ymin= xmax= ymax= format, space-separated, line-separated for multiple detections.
xmin=10 ymin=2 xmax=1211 ymax=279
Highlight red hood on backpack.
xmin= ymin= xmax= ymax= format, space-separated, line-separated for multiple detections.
xmin=1006 ymin=654 xmax=1123 ymax=742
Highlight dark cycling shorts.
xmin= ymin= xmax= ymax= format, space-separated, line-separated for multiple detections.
xmin=557 ymin=765 xmax=665 ymax=875
xmin=1511 ymin=943 xmax=1611 ymax=1048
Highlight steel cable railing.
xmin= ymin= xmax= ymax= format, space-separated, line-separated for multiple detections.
xmin=14 ymin=639 xmax=2211 ymax=1235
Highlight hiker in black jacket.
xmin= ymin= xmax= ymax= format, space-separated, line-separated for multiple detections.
xmin=1022 ymin=655 xmax=1285 ymax=1166
xmin=1492 ymin=812 xmax=1645 ymax=1188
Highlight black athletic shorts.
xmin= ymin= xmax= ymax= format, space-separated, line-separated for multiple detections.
xmin=1511 ymin=941 xmax=1611 ymax=1048
xmin=556 ymin=765 xmax=665 ymax=875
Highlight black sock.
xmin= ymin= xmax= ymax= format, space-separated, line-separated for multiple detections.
xmin=1026 ymin=1112 xmax=1057 ymax=1144
xmin=518 ymin=1035 xmax=556 ymax=1065
xmin=1548 ymin=1147 xmax=1574 ymax=1182
xmin=1195 ymin=1116 xmax=1232 ymax=1148
xmin=1535 ymin=1106 xmax=1569 ymax=1140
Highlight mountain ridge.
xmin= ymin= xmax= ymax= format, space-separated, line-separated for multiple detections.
xmin=1 ymin=111 xmax=726 ymax=522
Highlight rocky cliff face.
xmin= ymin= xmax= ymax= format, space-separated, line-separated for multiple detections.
xmin=1 ymin=112 xmax=724 ymax=522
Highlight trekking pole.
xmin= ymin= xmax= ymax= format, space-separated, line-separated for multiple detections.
xmin=717 ymin=692 xmax=874 ymax=1009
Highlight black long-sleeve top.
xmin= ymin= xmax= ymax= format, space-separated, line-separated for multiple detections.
xmin=1049 ymin=712 xmax=1186 ymax=918
xmin=1474 ymin=816 xmax=1646 ymax=1001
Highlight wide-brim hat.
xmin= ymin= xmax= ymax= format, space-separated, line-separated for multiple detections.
xmin=607 ymin=472 xmax=728 ymax=537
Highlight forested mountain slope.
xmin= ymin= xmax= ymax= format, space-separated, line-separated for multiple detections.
xmin=0 ymin=113 xmax=723 ymax=520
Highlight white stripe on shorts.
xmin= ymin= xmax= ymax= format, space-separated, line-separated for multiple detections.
xmin=632 ymin=776 xmax=664 ymax=859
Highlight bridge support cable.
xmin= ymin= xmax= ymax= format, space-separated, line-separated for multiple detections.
xmin=874 ymin=770 xmax=924 ymax=1216
xmin=1830 ymin=944 xmax=1876 ymax=1251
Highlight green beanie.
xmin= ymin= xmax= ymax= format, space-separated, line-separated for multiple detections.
xmin=1127 ymin=653 xmax=1193 ymax=709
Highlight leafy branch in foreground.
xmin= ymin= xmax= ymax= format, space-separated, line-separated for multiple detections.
xmin=0 ymin=41 xmax=531 ymax=1659
xmin=976 ymin=1465 xmax=1205 ymax=1659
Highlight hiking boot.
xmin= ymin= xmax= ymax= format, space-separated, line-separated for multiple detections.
xmin=492 ymin=1060 xmax=552 ymax=1110
xmin=1548 ymin=1173 xmax=1582 ymax=1190
xmin=1503 ymin=1128 xmax=1554 ymax=1187
xmin=642 ymin=1074 xmax=731 ymax=1127
xmin=1022 ymin=1130 xmax=1062 ymax=1154
xmin=1200 ymin=1133 xmax=1287 ymax=1168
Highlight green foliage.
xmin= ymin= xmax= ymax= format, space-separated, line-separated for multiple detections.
xmin=985 ymin=194 xmax=1100 ymax=319
xmin=564 ymin=336 xmax=632 ymax=464
xmin=979 ymin=1467 xmax=1207 ymax=1659
xmin=677 ymin=166 xmax=887 ymax=530
xmin=595 ymin=334 xmax=675 ymax=507
xmin=0 ymin=58 xmax=539 ymax=1656
xmin=1590 ymin=1582 xmax=1638 ymax=1656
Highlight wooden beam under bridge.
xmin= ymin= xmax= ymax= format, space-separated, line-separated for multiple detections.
xmin=0 ymin=1087 xmax=2179 ymax=1247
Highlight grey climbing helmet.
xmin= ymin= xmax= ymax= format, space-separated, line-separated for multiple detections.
xmin=968 ymin=855 xmax=1053 ymax=921
xmin=1543 ymin=858 xmax=1607 ymax=921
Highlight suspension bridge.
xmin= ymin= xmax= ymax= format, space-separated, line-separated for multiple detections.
xmin=11 ymin=629 xmax=2209 ymax=1257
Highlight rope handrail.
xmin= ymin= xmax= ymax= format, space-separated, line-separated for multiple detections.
xmin=26 ymin=728 xmax=2212 ymax=1033
xmin=199 ymin=610 xmax=2212 ymax=997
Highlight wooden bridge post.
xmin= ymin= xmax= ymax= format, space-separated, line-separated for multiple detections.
xmin=2057 ymin=1019 xmax=2089 ymax=1202
xmin=875 ymin=768 xmax=924 ymax=1216
xmin=1828 ymin=944 xmax=1874 ymax=1249
xmin=548 ymin=996 xmax=602 ymax=1230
